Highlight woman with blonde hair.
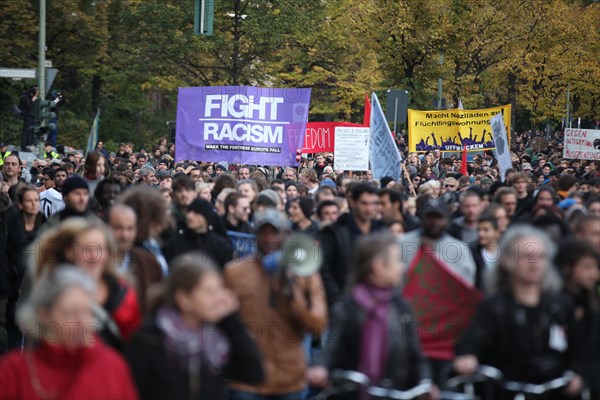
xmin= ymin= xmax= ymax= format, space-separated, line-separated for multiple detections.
xmin=30 ymin=218 xmax=141 ymax=348
xmin=196 ymin=181 xmax=212 ymax=202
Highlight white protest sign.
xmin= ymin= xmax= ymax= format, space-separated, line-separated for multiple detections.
xmin=490 ymin=113 xmax=512 ymax=182
xmin=563 ymin=128 xmax=600 ymax=160
xmin=334 ymin=127 xmax=370 ymax=171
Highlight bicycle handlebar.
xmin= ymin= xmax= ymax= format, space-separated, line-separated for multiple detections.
xmin=447 ymin=365 xmax=504 ymax=388
xmin=503 ymin=370 xmax=574 ymax=395
xmin=319 ymin=371 xmax=432 ymax=400
xmin=367 ymin=379 xmax=432 ymax=400
xmin=449 ymin=364 xmax=575 ymax=395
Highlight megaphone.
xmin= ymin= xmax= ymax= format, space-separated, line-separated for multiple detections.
xmin=262 ymin=233 xmax=321 ymax=277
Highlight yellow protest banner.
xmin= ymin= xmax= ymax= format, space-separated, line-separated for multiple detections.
xmin=408 ymin=105 xmax=511 ymax=152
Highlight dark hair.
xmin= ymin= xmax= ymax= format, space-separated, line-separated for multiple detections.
xmin=534 ymin=186 xmax=557 ymax=205
xmin=94 ymin=177 xmax=124 ymax=201
xmin=478 ymin=213 xmax=499 ymax=230
xmin=378 ymin=188 xmax=404 ymax=213
xmin=172 ymin=174 xmax=196 ymax=192
xmin=557 ymin=175 xmax=578 ymax=192
xmin=352 ymin=233 xmax=398 ymax=285
xmin=316 ymin=200 xmax=339 ymax=218
xmin=43 ymin=168 xmax=56 ymax=180
xmin=224 ymin=192 xmax=243 ymax=216
xmin=212 ymin=174 xmax=236 ymax=198
xmin=351 ymin=183 xmax=378 ymax=201
xmin=84 ymin=151 xmax=101 ymax=177
xmin=555 ymin=240 xmax=600 ymax=310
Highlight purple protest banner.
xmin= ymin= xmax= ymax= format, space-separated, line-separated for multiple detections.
xmin=175 ymin=86 xmax=311 ymax=166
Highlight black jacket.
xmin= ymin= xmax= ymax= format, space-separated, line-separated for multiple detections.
xmin=318 ymin=213 xmax=385 ymax=306
xmin=326 ymin=293 xmax=431 ymax=398
xmin=126 ymin=313 xmax=264 ymax=400
xmin=456 ymin=292 xmax=582 ymax=384
xmin=468 ymin=243 xmax=487 ymax=291
xmin=0 ymin=204 xmax=24 ymax=298
xmin=162 ymin=229 xmax=234 ymax=269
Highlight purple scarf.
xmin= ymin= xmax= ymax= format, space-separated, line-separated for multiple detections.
xmin=352 ymin=283 xmax=394 ymax=393
xmin=156 ymin=306 xmax=230 ymax=374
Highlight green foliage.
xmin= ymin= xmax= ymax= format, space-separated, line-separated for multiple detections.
xmin=0 ymin=0 xmax=599 ymax=148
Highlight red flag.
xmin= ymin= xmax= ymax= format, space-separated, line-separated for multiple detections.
xmin=402 ymin=246 xmax=483 ymax=360
xmin=363 ymin=94 xmax=371 ymax=127
xmin=460 ymin=145 xmax=468 ymax=176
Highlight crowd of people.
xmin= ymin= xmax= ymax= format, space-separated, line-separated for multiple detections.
xmin=0 ymin=129 xmax=598 ymax=399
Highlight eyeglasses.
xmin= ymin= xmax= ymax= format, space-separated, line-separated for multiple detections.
xmin=445 ymin=185 xmax=457 ymax=189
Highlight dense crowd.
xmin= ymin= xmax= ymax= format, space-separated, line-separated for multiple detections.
xmin=0 ymin=129 xmax=599 ymax=400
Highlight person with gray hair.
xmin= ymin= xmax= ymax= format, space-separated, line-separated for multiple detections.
xmin=454 ymin=225 xmax=584 ymax=398
xmin=138 ymin=164 xmax=157 ymax=186
xmin=0 ymin=266 xmax=138 ymax=398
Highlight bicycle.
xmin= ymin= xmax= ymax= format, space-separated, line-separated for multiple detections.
xmin=447 ymin=364 xmax=590 ymax=400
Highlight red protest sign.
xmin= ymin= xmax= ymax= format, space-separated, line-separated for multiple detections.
xmin=402 ymin=246 xmax=483 ymax=361
xmin=302 ymin=122 xmax=364 ymax=154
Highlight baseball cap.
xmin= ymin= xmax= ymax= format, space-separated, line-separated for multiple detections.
xmin=256 ymin=189 xmax=280 ymax=208
xmin=254 ymin=209 xmax=291 ymax=232
xmin=522 ymin=163 xmax=532 ymax=171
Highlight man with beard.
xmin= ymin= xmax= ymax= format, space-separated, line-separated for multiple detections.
xmin=54 ymin=168 xmax=68 ymax=192
xmin=45 ymin=176 xmax=95 ymax=228
xmin=397 ymin=196 xmax=475 ymax=286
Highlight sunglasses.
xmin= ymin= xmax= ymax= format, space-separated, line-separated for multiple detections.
xmin=445 ymin=185 xmax=457 ymax=189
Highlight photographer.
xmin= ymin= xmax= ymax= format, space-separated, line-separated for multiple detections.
xmin=46 ymin=90 xmax=65 ymax=147
xmin=18 ymin=86 xmax=38 ymax=151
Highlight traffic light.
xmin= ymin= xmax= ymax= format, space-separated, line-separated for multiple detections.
xmin=34 ymin=98 xmax=57 ymax=136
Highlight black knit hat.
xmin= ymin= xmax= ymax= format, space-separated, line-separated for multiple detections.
xmin=296 ymin=196 xmax=315 ymax=219
xmin=62 ymin=176 xmax=89 ymax=196
xmin=188 ymin=198 xmax=214 ymax=220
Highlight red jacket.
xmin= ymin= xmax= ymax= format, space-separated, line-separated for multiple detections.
xmin=0 ymin=341 xmax=138 ymax=399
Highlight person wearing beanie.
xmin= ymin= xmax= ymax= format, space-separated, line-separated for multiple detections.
xmin=288 ymin=196 xmax=319 ymax=236
xmin=379 ymin=176 xmax=394 ymax=189
xmin=162 ymin=198 xmax=233 ymax=269
xmin=46 ymin=176 xmax=95 ymax=228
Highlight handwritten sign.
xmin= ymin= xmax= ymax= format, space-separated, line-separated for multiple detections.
xmin=302 ymin=122 xmax=365 ymax=154
xmin=563 ymin=128 xmax=600 ymax=160
xmin=334 ymin=127 xmax=370 ymax=171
